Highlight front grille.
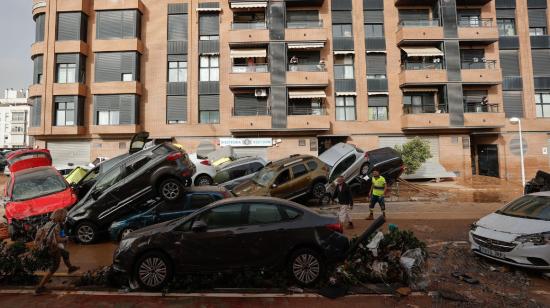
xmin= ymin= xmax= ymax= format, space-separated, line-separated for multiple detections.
xmin=527 ymin=257 xmax=549 ymax=267
xmin=472 ymin=234 xmax=517 ymax=252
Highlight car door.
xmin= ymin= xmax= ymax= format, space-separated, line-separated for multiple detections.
xmin=120 ymin=155 xmax=154 ymax=206
xmin=228 ymin=164 xmax=249 ymax=181
xmin=173 ymin=203 xmax=246 ymax=271
xmin=91 ymin=166 xmax=125 ymax=223
xmin=269 ymin=168 xmax=293 ymax=199
xmin=289 ymin=163 xmax=311 ymax=198
xmin=329 ymin=154 xmax=357 ymax=183
xmin=129 ymin=132 xmax=150 ymax=154
xmin=247 ymin=162 xmax=264 ymax=175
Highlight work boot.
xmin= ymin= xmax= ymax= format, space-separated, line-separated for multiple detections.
xmin=347 ymin=222 xmax=354 ymax=229
xmin=382 ymin=211 xmax=386 ymax=218
xmin=366 ymin=213 xmax=374 ymax=220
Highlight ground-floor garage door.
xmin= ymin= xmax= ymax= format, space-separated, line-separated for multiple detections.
xmin=233 ymin=147 xmax=268 ymax=160
xmin=378 ymin=136 xmax=455 ymax=179
xmin=47 ymin=141 xmax=91 ymax=167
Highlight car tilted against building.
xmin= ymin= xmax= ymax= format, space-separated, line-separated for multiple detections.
xmin=232 ymin=155 xmax=329 ymax=201
xmin=66 ymin=142 xmax=196 ymax=244
xmin=112 ymin=197 xmax=349 ymax=290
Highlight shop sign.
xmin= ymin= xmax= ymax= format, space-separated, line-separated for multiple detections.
xmin=219 ymin=138 xmax=273 ymax=147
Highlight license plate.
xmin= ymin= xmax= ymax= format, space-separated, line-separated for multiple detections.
xmin=480 ymin=246 xmax=505 ymax=258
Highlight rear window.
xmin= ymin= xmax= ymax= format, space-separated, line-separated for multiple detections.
xmin=307 ymin=160 xmax=318 ymax=171
xmin=497 ymin=195 xmax=550 ymax=221
xmin=152 ymin=144 xmax=174 ymax=156
xmin=9 ymin=152 xmax=50 ymax=165
xmin=12 ymin=169 xmax=67 ymax=201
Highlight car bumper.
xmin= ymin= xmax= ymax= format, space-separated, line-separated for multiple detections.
xmin=469 ymin=231 xmax=550 ymax=270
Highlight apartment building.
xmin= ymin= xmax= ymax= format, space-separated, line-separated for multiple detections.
xmin=29 ymin=0 xmax=550 ymax=180
xmin=0 ymin=89 xmax=31 ymax=149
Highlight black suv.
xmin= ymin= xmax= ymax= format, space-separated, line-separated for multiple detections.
xmin=66 ymin=142 xmax=196 ymax=244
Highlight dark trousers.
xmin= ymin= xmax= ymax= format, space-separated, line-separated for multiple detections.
xmin=369 ymin=195 xmax=386 ymax=211
xmin=49 ymin=247 xmax=71 ymax=273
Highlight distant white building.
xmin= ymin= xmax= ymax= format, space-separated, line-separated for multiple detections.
xmin=0 ymin=89 xmax=31 ymax=148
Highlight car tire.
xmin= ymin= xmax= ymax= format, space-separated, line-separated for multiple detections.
xmin=360 ymin=163 xmax=370 ymax=176
xmin=310 ymin=182 xmax=326 ymax=200
xmin=194 ymin=174 xmax=213 ymax=186
xmin=159 ymin=178 xmax=184 ymax=201
xmin=119 ymin=228 xmax=134 ymax=242
xmin=318 ymin=193 xmax=332 ymax=207
xmin=288 ymin=248 xmax=324 ymax=286
xmin=75 ymin=222 xmax=98 ymax=244
xmin=133 ymin=251 xmax=173 ymax=291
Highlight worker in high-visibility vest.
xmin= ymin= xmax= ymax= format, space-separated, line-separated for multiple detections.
xmin=367 ymin=168 xmax=389 ymax=220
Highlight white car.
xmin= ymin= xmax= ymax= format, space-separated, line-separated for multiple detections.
xmin=188 ymin=153 xmax=217 ymax=186
xmin=469 ymin=192 xmax=550 ymax=270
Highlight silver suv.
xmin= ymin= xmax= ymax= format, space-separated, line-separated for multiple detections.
xmin=319 ymin=143 xmax=369 ymax=185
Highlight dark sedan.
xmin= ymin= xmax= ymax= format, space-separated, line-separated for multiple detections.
xmin=113 ymin=197 xmax=349 ymax=290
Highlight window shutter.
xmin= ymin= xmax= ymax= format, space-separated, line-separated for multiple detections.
xmin=332 ymin=11 xmax=352 ymax=24
xmin=368 ymin=95 xmax=388 ymax=107
xmin=532 ymin=49 xmax=550 ymax=76
xmin=234 ymin=95 xmax=268 ymax=116
xmin=366 ymin=54 xmax=387 ymax=74
xmin=95 ymin=52 xmax=121 ymax=82
xmin=199 ymin=95 xmax=220 ymax=111
xmin=35 ymin=14 xmax=45 ymax=42
xmin=496 ymin=9 xmax=516 ymax=18
xmin=199 ymin=14 xmax=219 ymax=35
xmin=33 ymin=55 xmax=43 ymax=84
xmin=332 ymin=0 xmax=352 ymax=11
xmin=503 ymin=91 xmax=524 ymax=117
xmin=31 ymin=97 xmax=42 ymax=127
xmin=97 ymin=11 xmax=123 ymax=39
xmin=528 ymin=9 xmax=548 ymax=27
xmin=364 ymin=10 xmax=384 ymax=23
xmin=168 ymin=14 xmax=188 ymax=41
xmin=57 ymin=12 xmax=82 ymax=41
xmin=499 ymin=50 xmax=520 ymax=76
xmin=119 ymin=95 xmax=138 ymax=124
xmin=167 ymin=96 xmax=187 ymax=122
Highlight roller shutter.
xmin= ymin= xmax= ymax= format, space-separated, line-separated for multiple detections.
xmin=528 ymin=9 xmax=548 ymax=27
xmin=531 ymin=49 xmax=550 ymax=76
xmin=47 ymin=141 xmax=91 ymax=167
xmin=366 ymin=54 xmax=387 ymax=74
xmin=167 ymin=95 xmax=187 ymax=122
xmin=499 ymin=50 xmax=520 ymax=76
xmin=199 ymin=14 xmax=219 ymax=35
xmin=233 ymin=147 xmax=268 ymax=160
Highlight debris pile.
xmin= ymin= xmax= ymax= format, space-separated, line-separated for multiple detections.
xmin=0 ymin=241 xmax=51 ymax=285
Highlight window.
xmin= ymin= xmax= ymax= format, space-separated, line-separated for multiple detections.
xmin=335 ymin=96 xmax=356 ymax=121
xmin=333 ymin=24 xmax=353 ymax=37
xmin=403 ymin=93 xmax=436 ymax=114
xmin=228 ymin=165 xmax=249 ymax=179
xmin=125 ymin=156 xmax=151 ymax=175
xmin=200 ymin=204 xmax=243 ymax=229
xmin=274 ymin=169 xmax=291 ymax=186
xmin=11 ymin=113 xmax=25 ymax=122
xmin=367 ymin=74 xmax=387 ymax=79
xmin=330 ymin=154 xmax=357 ymax=182
xmin=200 ymin=55 xmax=219 ymax=81
xmin=292 ymin=164 xmax=308 ymax=178
xmin=535 ymin=92 xmax=550 ymax=118
xmin=97 ymin=110 xmax=120 ymax=125
xmin=57 ymin=63 xmax=76 ymax=83
xmin=55 ymin=102 xmax=75 ymax=126
xmin=249 ymin=163 xmax=264 ymax=173
xmin=283 ymin=207 xmax=301 ymax=220
xmin=364 ymin=24 xmax=384 ymax=37
xmin=530 ymin=27 xmax=547 ymax=36
xmin=307 ymin=161 xmax=318 ymax=171
xmin=199 ymin=111 xmax=219 ymax=124
xmin=199 ymin=35 xmax=219 ymax=41
xmin=189 ymin=194 xmax=216 ymax=210
xmin=199 ymin=94 xmax=220 ymax=124
xmin=11 ymin=125 xmax=24 ymax=133
xmin=368 ymin=107 xmax=388 ymax=121
xmin=35 ymin=13 xmax=45 ymax=42
xmin=168 ymin=61 xmax=187 ymax=82
xmin=497 ymin=18 xmax=516 ymax=36
xmin=234 ymin=93 xmax=269 ymax=116
xmin=94 ymin=166 xmax=123 ymax=193
xmin=248 ymin=203 xmax=283 ymax=224
xmin=334 ymin=55 xmax=354 ymax=79
xmin=287 ymin=10 xmax=321 ymax=28
xmin=96 ymin=10 xmax=141 ymax=40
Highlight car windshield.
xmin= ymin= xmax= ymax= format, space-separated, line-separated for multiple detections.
xmin=497 ymin=195 xmax=550 ymax=221
xmin=12 ymin=169 xmax=67 ymax=201
xmin=252 ymin=168 xmax=277 ymax=187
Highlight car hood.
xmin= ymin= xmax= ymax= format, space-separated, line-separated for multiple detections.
xmin=124 ymin=219 xmax=174 ymax=239
xmin=476 ymin=213 xmax=550 ymax=236
xmin=5 ymin=188 xmax=77 ymax=222
xmin=233 ymin=180 xmax=268 ymax=197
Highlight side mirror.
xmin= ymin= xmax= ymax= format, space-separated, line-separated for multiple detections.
xmin=91 ymin=190 xmax=101 ymax=200
xmin=191 ymin=220 xmax=207 ymax=233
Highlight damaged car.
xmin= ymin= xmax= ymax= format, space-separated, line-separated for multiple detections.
xmin=470 ymin=192 xmax=550 ymax=270
xmin=112 ymin=197 xmax=349 ymax=290
xmin=214 ymin=156 xmax=267 ymax=189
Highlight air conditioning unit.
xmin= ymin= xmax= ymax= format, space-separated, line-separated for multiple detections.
xmin=255 ymin=89 xmax=268 ymax=97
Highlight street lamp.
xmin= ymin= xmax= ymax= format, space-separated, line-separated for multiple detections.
xmin=509 ymin=117 xmax=525 ymax=188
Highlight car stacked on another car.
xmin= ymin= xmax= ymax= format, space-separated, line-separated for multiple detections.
xmin=188 ymin=153 xmax=217 ymax=186
xmin=112 ymin=197 xmax=349 ymax=290
xmin=66 ymin=142 xmax=196 ymax=244
xmin=109 ymin=186 xmax=233 ymax=241
xmin=215 ymin=157 xmax=267 ymax=190
xmin=232 ymin=155 xmax=329 ymax=201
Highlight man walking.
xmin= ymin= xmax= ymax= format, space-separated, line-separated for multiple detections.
xmin=367 ymin=168 xmax=388 ymax=220
xmin=34 ymin=209 xmax=79 ymax=295
xmin=332 ymin=176 xmax=354 ymax=229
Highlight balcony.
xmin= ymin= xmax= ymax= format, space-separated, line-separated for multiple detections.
xmin=232 ymin=21 xmax=267 ymax=30
xmin=286 ymin=27 xmax=327 ymax=42
xmin=401 ymin=113 xmax=450 ymax=130
xmin=91 ymin=81 xmax=142 ymax=95
xmin=31 ymin=42 xmax=44 ymax=57
xmin=287 ymin=66 xmax=329 ymax=86
xmin=228 ymin=115 xmax=272 ymax=130
xmin=28 ymin=84 xmax=44 ymax=98
xmin=287 ymin=114 xmax=331 ymax=130
xmin=458 ymin=19 xmax=498 ymax=43
xmin=51 ymin=125 xmax=87 ymax=136
xmin=91 ymin=124 xmax=140 ymax=135
xmin=396 ymin=19 xmax=443 ymax=44
xmin=92 ymin=39 xmax=143 ymax=53
xmin=229 ymin=65 xmax=271 ymax=87
xmin=55 ymin=41 xmax=89 ymax=55
xmin=287 ymin=20 xmax=323 ymax=29
xmin=399 ymin=64 xmax=447 ymax=86
xmin=464 ymin=111 xmax=506 ymax=128
xmin=461 ymin=61 xmax=502 ymax=85
xmin=53 ymin=83 xmax=87 ymax=96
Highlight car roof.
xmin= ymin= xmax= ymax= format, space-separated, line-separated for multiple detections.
xmin=528 ymin=191 xmax=550 ymax=197
xmin=319 ymin=143 xmax=356 ymax=167
xmin=219 ymin=157 xmax=265 ymax=169
xmin=266 ymin=155 xmax=316 ymax=170
xmin=186 ymin=186 xmax=228 ymax=193
xmin=12 ymin=165 xmax=57 ymax=176
xmin=206 ymin=196 xmax=311 ymax=212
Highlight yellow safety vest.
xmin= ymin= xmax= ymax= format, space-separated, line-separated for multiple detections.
xmin=372 ymin=176 xmax=386 ymax=197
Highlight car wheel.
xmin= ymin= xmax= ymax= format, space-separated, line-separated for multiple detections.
xmin=194 ymin=174 xmax=213 ymax=186
xmin=318 ymin=193 xmax=332 ymax=207
xmin=119 ymin=228 xmax=134 ymax=241
xmin=133 ymin=251 xmax=173 ymax=291
xmin=360 ymin=163 xmax=370 ymax=176
xmin=289 ymin=248 xmax=324 ymax=286
xmin=159 ymin=178 xmax=183 ymax=201
xmin=76 ymin=222 xmax=98 ymax=244
xmin=311 ymin=182 xmax=326 ymax=200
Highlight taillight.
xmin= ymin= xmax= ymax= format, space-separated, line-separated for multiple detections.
xmin=364 ymin=153 xmax=369 ymax=160
xmin=222 ymin=190 xmax=232 ymax=198
xmin=326 ymin=223 xmax=343 ymax=233
xmin=200 ymin=160 xmax=211 ymax=166
xmin=167 ymin=152 xmax=183 ymax=161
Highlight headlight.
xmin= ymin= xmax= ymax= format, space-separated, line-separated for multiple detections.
xmin=118 ymin=237 xmax=137 ymax=251
xmin=469 ymin=222 xmax=478 ymax=232
xmin=515 ymin=232 xmax=550 ymax=245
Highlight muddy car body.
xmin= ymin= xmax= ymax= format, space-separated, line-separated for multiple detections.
xmin=214 ymin=157 xmax=267 ymax=186
xmin=469 ymin=192 xmax=550 ymax=270
xmin=66 ymin=143 xmax=196 ymax=244
xmin=112 ymin=197 xmax=349 ymax=290
xmin=232 ymin=155 xmax=329 ymax=200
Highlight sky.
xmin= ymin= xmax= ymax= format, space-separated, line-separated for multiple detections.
xmin=0 ymin=0 xmax=33 ymax=96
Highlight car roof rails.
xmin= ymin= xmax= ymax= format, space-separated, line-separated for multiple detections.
xmin=289 ymin=154 xmax=301 ymax=158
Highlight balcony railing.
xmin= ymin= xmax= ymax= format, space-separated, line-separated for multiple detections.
xmin=461 ymin=60 xmax=497 ymax=69
xmin=402 ymin=62 xmax=444 ymax=70
xmin=288 ymin=64 xmax=326 ymax=72
xmin=232 ymin=64 xmax=269 ymax=73
xmin=458 ymin=18 xmax=494 ymax=28
xmin=232 ymin=107 xmax=271 ymax=116
xmin=463 ymin=102 xmax=499 ymax=113
xmin=231 ymin=21 xmax=267 ymax=30
xmin=398 ymin=19 xmax=441 ymax=27
xmin=288 ymin=106 xmax=326 ymax=116
xmin=403 ymin=106 xmax=447 ymax=114
xmin=286 ymin=20 xmax=323 ymax=29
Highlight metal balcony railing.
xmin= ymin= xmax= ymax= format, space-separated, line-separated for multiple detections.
xmin=398 ymin=19 xmax=441 ymax=27
xmin=288 ymin=106 xmax=326 ymax=116
xmin=232 ymin=64 xmax=269 ymax=73
xmin=458 ymin=18 xmax=494 ymax=28
xmin=463 ymin=102 xmax=499 ymax=113
xmin=402 ymin=62 xmax=444 ymax=70
xmin=286 ymin=20 xmax=323 ymax=29
xmin=403 ymin=106 xmax=447 ymax=114
xmin=232 ymin=107 xmax=271 ymax=116
xmin=231 ymin=21 xmax=267 ymax=30
xmin=288 ymin=64 xmax=326 ymax=72
xmin=461 ymin=60 xmax=497 ymax=69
